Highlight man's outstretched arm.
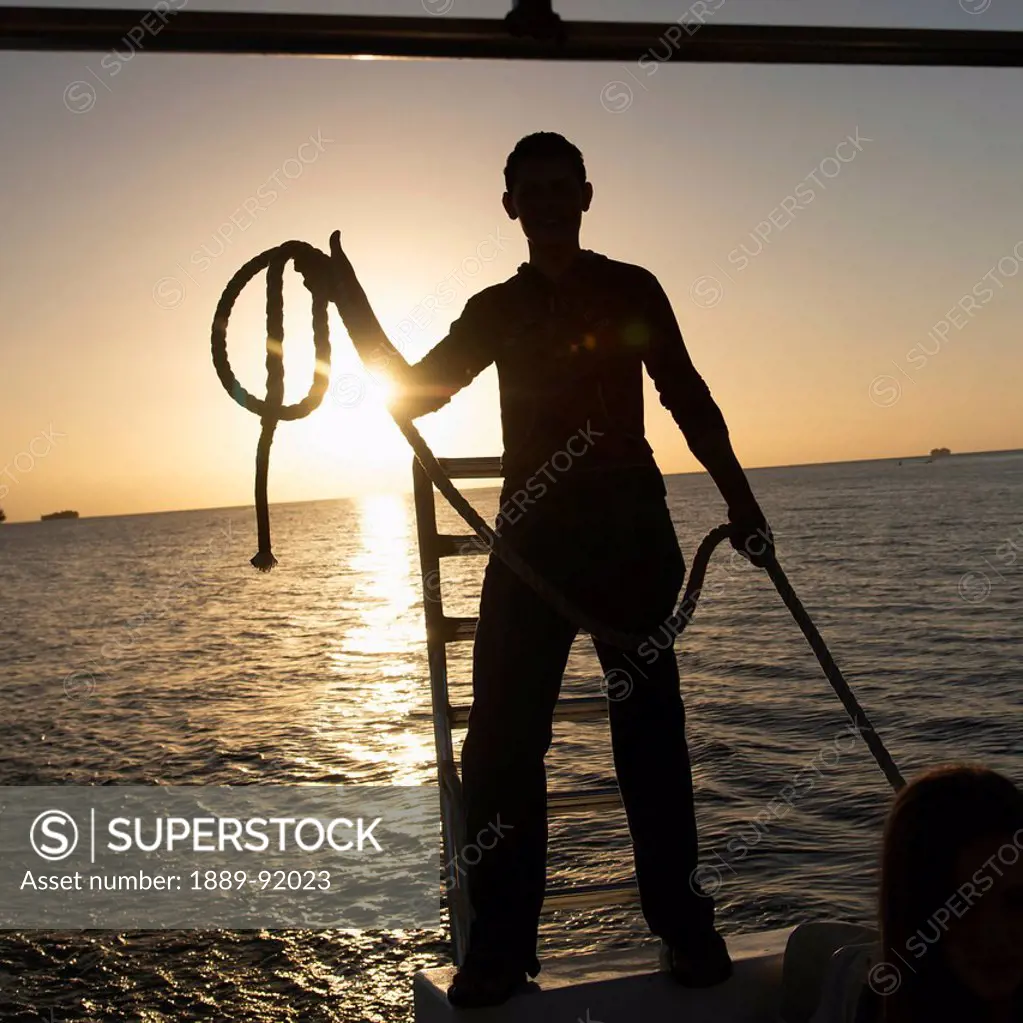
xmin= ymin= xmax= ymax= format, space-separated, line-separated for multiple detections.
xmin=639 ymin=274 xmax=773 ymax=564
xmin=318 ymin=231 xmax=495 ymax=421
xmin=387 ymin=294 xmax=495 ymax=421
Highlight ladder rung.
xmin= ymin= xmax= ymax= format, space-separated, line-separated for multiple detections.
xmin=440 ymin=616 xmax=478 ymax=644
xmin=446 ymin=703 xmax=472 ymax=727
xmin=436 ymin=456 xmax=504 ymax=479
xmin=435 ymin=533 xmax=491 ymax=558
xmin=449 ymin=695 xmax=608 ymax=728
xmin=440 ymin=614 xmax=593 ymax=644
xmin=542 ymin=880 xmax=639 ymax=912
xmin=548 ymin=786 xmax=622 ymax=815
xmin=551 ymin=695 xmax=608 ymax=723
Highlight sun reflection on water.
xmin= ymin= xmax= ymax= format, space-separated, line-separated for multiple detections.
xmin=315 ymin=493 xmax=434 ymax=785
xmin=343 ymin=494 xmax=421 ymax=657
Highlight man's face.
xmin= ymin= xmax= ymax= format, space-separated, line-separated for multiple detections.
xmin=503 ymin=156 xmax=593 ymax=246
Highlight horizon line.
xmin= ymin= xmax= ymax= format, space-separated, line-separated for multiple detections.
xmin=2 ymin=444 xmax=1019 ymax=525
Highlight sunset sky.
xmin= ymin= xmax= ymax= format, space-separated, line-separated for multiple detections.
xmin=2 ymin=0 xmax=1022 ymax=521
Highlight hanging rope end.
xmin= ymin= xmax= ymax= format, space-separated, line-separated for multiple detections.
xmin=251 ymin=549 xmax=278 ymax=572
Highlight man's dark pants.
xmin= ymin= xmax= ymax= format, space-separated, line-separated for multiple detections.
xmin=458 ymin=467 xmax=716 ymax=973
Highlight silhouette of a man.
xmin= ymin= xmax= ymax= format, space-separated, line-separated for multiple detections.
xmin=325 ymin=132 xmax=772 ymax=1007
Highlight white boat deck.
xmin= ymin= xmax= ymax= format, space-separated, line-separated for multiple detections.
xmin=415 ymin=926 xmax=794 ymax=1022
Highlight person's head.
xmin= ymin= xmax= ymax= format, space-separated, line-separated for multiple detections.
xmin=502 ymin=132 xmax=592 ymax=247
xmin=880 ymin=764 xmax=1023 ymax=1021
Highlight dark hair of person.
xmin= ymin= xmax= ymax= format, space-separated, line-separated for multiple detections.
xmin=879 ymin=763 xmax=1023 ymax=1022
xmin=503 ymin=132 xmax=587 ymax=193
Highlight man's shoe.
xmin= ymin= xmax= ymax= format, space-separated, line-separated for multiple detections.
xmin=446 ymin=957 xmax=534 ymax=1008
xmin=660 ymin=931 xmax=733 ymax=988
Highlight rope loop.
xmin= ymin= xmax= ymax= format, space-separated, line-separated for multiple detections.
xmin=210 ymin=240 xmax=333 ymax=569
xmin=211 ymin=240 xmax=332 ymax=423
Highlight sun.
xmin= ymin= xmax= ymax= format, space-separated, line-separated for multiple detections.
xmin=371 ymin=372 xmax=396 ymax=405
xmin=271 ymin=306 xmax=412 ymax=477
xmin=313 ymin=360 xmax=409 ymax=464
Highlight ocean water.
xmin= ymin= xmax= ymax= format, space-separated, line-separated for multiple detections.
xmin=1 ymin=449 xmax=1021 ymax=1021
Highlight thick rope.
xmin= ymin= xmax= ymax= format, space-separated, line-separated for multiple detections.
xmin=670 ymin=526 xmax=903 ymax=791
xmin=211 ymin=241 xmax=331 ymax=571
xmin=762 ymin=557 xmax=905 ymax=791
xmin=253 ymin=253 xmax=285 ymax=570
xmin=211 ymin=240 xmax=904 ymax=792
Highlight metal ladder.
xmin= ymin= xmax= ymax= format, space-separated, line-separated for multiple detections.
xmin=411 ymin=454 xmax=641 ymax=965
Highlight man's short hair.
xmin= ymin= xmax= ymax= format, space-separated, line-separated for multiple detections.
xmin=504 ymin=132 xmax=587 ymax=192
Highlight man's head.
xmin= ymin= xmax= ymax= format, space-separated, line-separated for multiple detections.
xmin=502 ymin=132 xmax=593 ymax=246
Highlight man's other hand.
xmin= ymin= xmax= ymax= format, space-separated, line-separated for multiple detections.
xmin=728 ymin=505 xmax=774 ymax=568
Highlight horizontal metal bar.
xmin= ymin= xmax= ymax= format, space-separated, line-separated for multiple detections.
xmin=2 ymin=9 xmax=1023 ymax=67
xmin=547 ymin=786 xmax=622 ymax=815
xmin=435 ymin=533 xmax=491 ymax=558
xmin=436 ymin=456 xmax=504 ymax=480
xmin=449 ymin=694 xmax=607 ymax=728
xmin=542 ymin=880 xmax=639 ymax=912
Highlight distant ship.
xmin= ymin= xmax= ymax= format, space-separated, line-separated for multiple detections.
xmin=40 ymin=510 xmax=79 ymax=521
xmin=926 ymin=447 xmax=951 ymax=462
xmin=0 ymin=507 xmax=6 ymax=523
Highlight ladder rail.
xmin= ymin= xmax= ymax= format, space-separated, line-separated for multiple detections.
xmin=414 ymin=454 xmax=637 ymax=965
xmin=412 ymin=456 xmax=473 ymax=964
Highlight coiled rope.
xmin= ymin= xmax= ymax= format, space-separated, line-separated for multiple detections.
xmin=211 ymin=239 xmax=904 ymax=793
xmin=211 ymin=242 xmax=332 ymax=571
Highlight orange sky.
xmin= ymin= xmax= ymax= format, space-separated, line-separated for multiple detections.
xmin=2 ymin=2 xmax=1023 ymax=521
